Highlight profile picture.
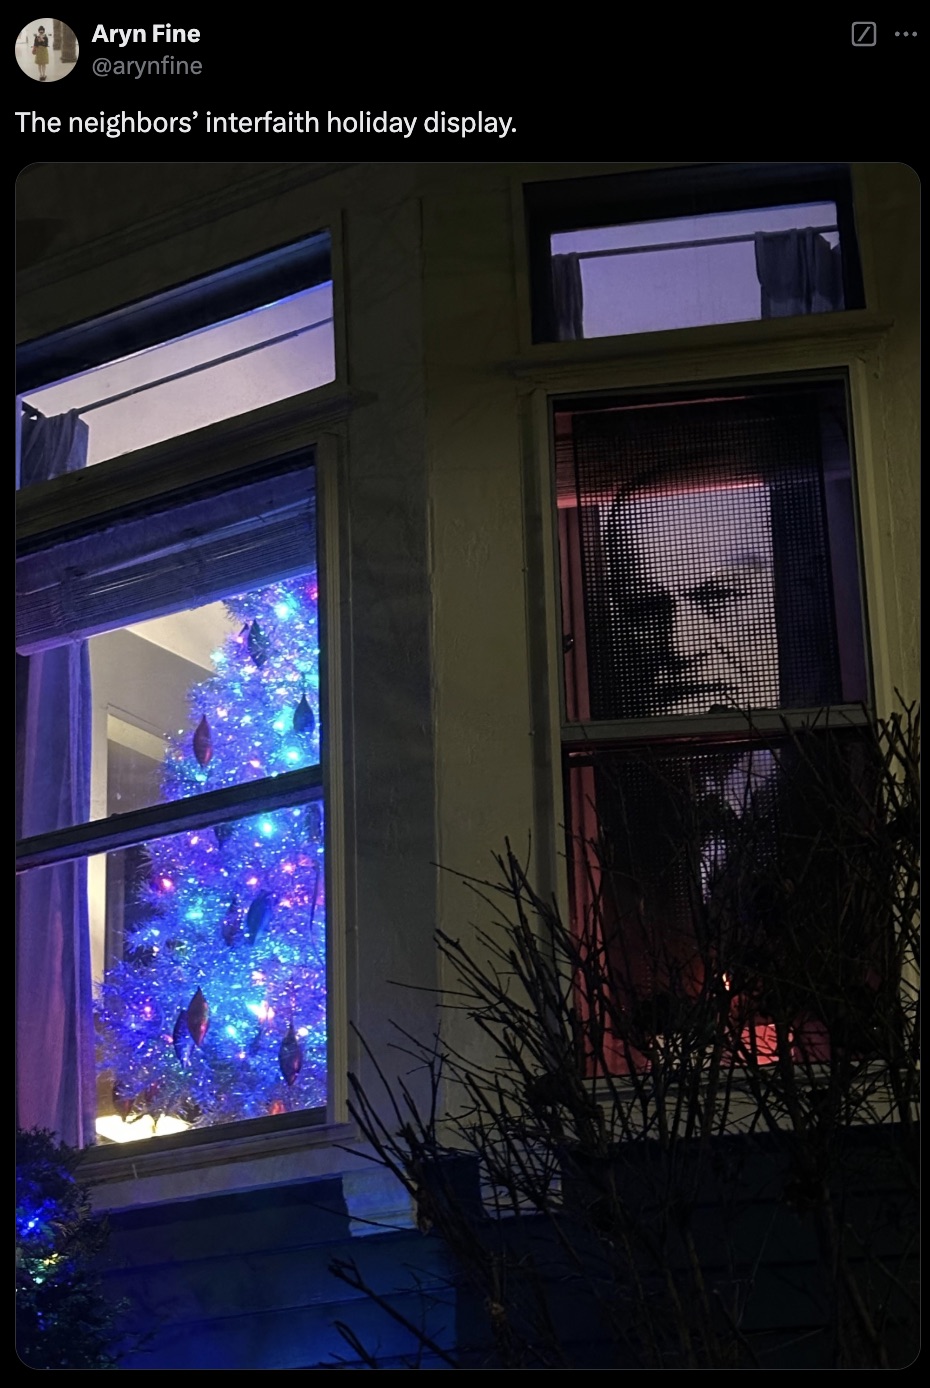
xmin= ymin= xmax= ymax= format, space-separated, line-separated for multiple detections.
xmin=17 ymin=18 xmax=79 ymax=82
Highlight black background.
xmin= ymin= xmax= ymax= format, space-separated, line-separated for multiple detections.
xmin=12 ymin=11 xmax=925 ymax=166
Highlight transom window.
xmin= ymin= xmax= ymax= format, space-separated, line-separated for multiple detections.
xmin=527 ymin=164 xmax=864 ymax=343
xmin=16 ymin=231 xmax=334 ymax=486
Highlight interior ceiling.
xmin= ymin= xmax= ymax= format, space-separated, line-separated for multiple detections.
xmin=125 ymin=602 xmax=240 ymax=669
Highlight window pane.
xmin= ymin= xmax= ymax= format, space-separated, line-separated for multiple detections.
xmin=89 ymin=799 xmax=327 ymax=1142
xmin=565 ymin=730 xmax=897 ymax=1076
xmin=18 ymin=282 xmax=334 ymax=480
xmin=557 ymin=382 xmax=867 ymax=722
xmin=550 ymin=203 xmax=843 ymax=339
xmin=19 ymin=572 xmax=321 ymax=837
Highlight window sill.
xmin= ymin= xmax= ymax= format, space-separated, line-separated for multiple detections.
xmin=588 ymin=1062 xmax=916 ymax=1139
xmin=16 ymin=383 xmax=355 ymax=549
xmin=79 ymin=1115 xmax=361 ymax=1210
xmin=509 ymin=309 xmax=895 ymax=382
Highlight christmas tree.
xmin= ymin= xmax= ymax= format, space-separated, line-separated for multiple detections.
xmin=95 ymin=574 xmax=326 ymax=1133
xmin=16 ymin=1127 xmax=126 ymax=1367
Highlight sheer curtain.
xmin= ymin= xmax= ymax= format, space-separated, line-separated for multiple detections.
xmin=754 ymin=228 xmax=845 ymax=318
xmin=16 ymin=408 xmax=96 ymax=1148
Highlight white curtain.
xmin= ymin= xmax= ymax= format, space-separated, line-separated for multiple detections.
xmin=16 ymin=409 xmax=96 ymax=1148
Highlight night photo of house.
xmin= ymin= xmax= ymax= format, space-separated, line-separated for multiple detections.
xmin=16 ymin=160 xmax=919 ymax=1369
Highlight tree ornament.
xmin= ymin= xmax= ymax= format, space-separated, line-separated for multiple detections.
xmin=293 ymin=692 xmax=315 ymax=735
xmin=306 ymin=802 xmax=323 ymax=845
xmin=244 ymin=889 xmax=273 ymax=945
xmin=138 ymin=1082 xmax=164 ymax=1124
xmin=173 ymin=1008 xmax=193 ymax=1066
xmin=221 ymin=897 xmax=240 ymax=946
xmin=128 ymin=1080 xmax=163 ymax=1123
xmin=213 ymin=821 xmax=233 ymax=849
xmin=112 ymin=1080 xmax=133 ymax=1119
xmin=247 ymin=619 xmax=269 ymax=667
xmin=186 ymin=987 xmax=210 ymax=1046
xmin=193 ymin=715 xmax=213 ymax=766
xmin=278 ymin=1022 xmax=302 ymax=1087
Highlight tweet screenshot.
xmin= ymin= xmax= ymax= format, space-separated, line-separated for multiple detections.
xmin=15 ymin=10 xmax=920 ymax=1376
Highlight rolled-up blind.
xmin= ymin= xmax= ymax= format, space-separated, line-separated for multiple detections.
xmin=16 ymin=465 xmax=316 ymax=654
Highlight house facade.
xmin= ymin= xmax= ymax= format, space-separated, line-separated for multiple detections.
xmin=15 ymin=162 xmax=919 ymax=1367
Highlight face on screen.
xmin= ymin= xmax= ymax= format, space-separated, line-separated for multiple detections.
xmin=616 ymin=482 xmax=780 ymax=716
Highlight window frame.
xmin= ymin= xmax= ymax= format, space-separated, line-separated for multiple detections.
xmin=525 ymin=163 xmax=866 ymax=345
xmin=512 ymin=300 xmax=899 ymax=1092
xmin=543 ymin=367 xmax=885 ymax=1090
xmin=15 ymin=247 xmax=351 ymax=1164
xmin=16 ymin=230 xmax=332 ymax=397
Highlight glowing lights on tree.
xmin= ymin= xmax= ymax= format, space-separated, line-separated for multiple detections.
xmin=95 ymin=575 xmax=326 ymax=1134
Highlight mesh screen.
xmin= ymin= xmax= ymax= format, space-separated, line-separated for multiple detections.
xmin=565 ymin=731 xmax=887 ymax=1063
xmin=567 ymin=391 xmax=845 ymax=720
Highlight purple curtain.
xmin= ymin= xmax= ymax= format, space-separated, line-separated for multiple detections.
xmin=754 ymin=229 xmax=845 ymax=318
xmin=16 ymin=409 xmax=96 ymax=1148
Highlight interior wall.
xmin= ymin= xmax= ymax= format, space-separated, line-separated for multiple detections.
xmin=87 ymin=629 xmax=217 ymax=984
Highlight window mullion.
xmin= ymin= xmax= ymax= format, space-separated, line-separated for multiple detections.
xmin=562 ymin=706 xmax=870 ymax=748
xmin=16 ymin=764 xmax=323 ymax=871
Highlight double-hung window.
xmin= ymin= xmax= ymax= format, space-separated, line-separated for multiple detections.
xmin=16 ymin=236 xmax=337 ymax=1149
xmin=554 ymin=376 xmax=876 ymax=1073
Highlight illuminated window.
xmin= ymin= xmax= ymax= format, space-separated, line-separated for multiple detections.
xmin=527 ymin=164 xmax=864 ymax=342
xmin=557 ymin=380 xmax=868 ymax=725
xmin=16 ymin=232 xmax=334 ymax=485
xmin=555 ymin=379 xmax=873 ymax=1073
xmin=16 ymin=242 xmax=332 ymax=1149
xmin=17 ymin=473 xmax=326 ymax=1145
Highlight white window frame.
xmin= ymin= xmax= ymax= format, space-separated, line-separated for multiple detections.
xmin=515 ymin=317 xmax=903 ymax=1096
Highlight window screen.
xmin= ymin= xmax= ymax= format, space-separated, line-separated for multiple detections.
xmin=565 ymin=730 xmax=890 ymax=1071
xmin=557 ymin=382 xmax=867 ymax=723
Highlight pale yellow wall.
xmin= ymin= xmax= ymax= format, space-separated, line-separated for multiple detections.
xmin=849 ymin=164 xmax=921 ymax=710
